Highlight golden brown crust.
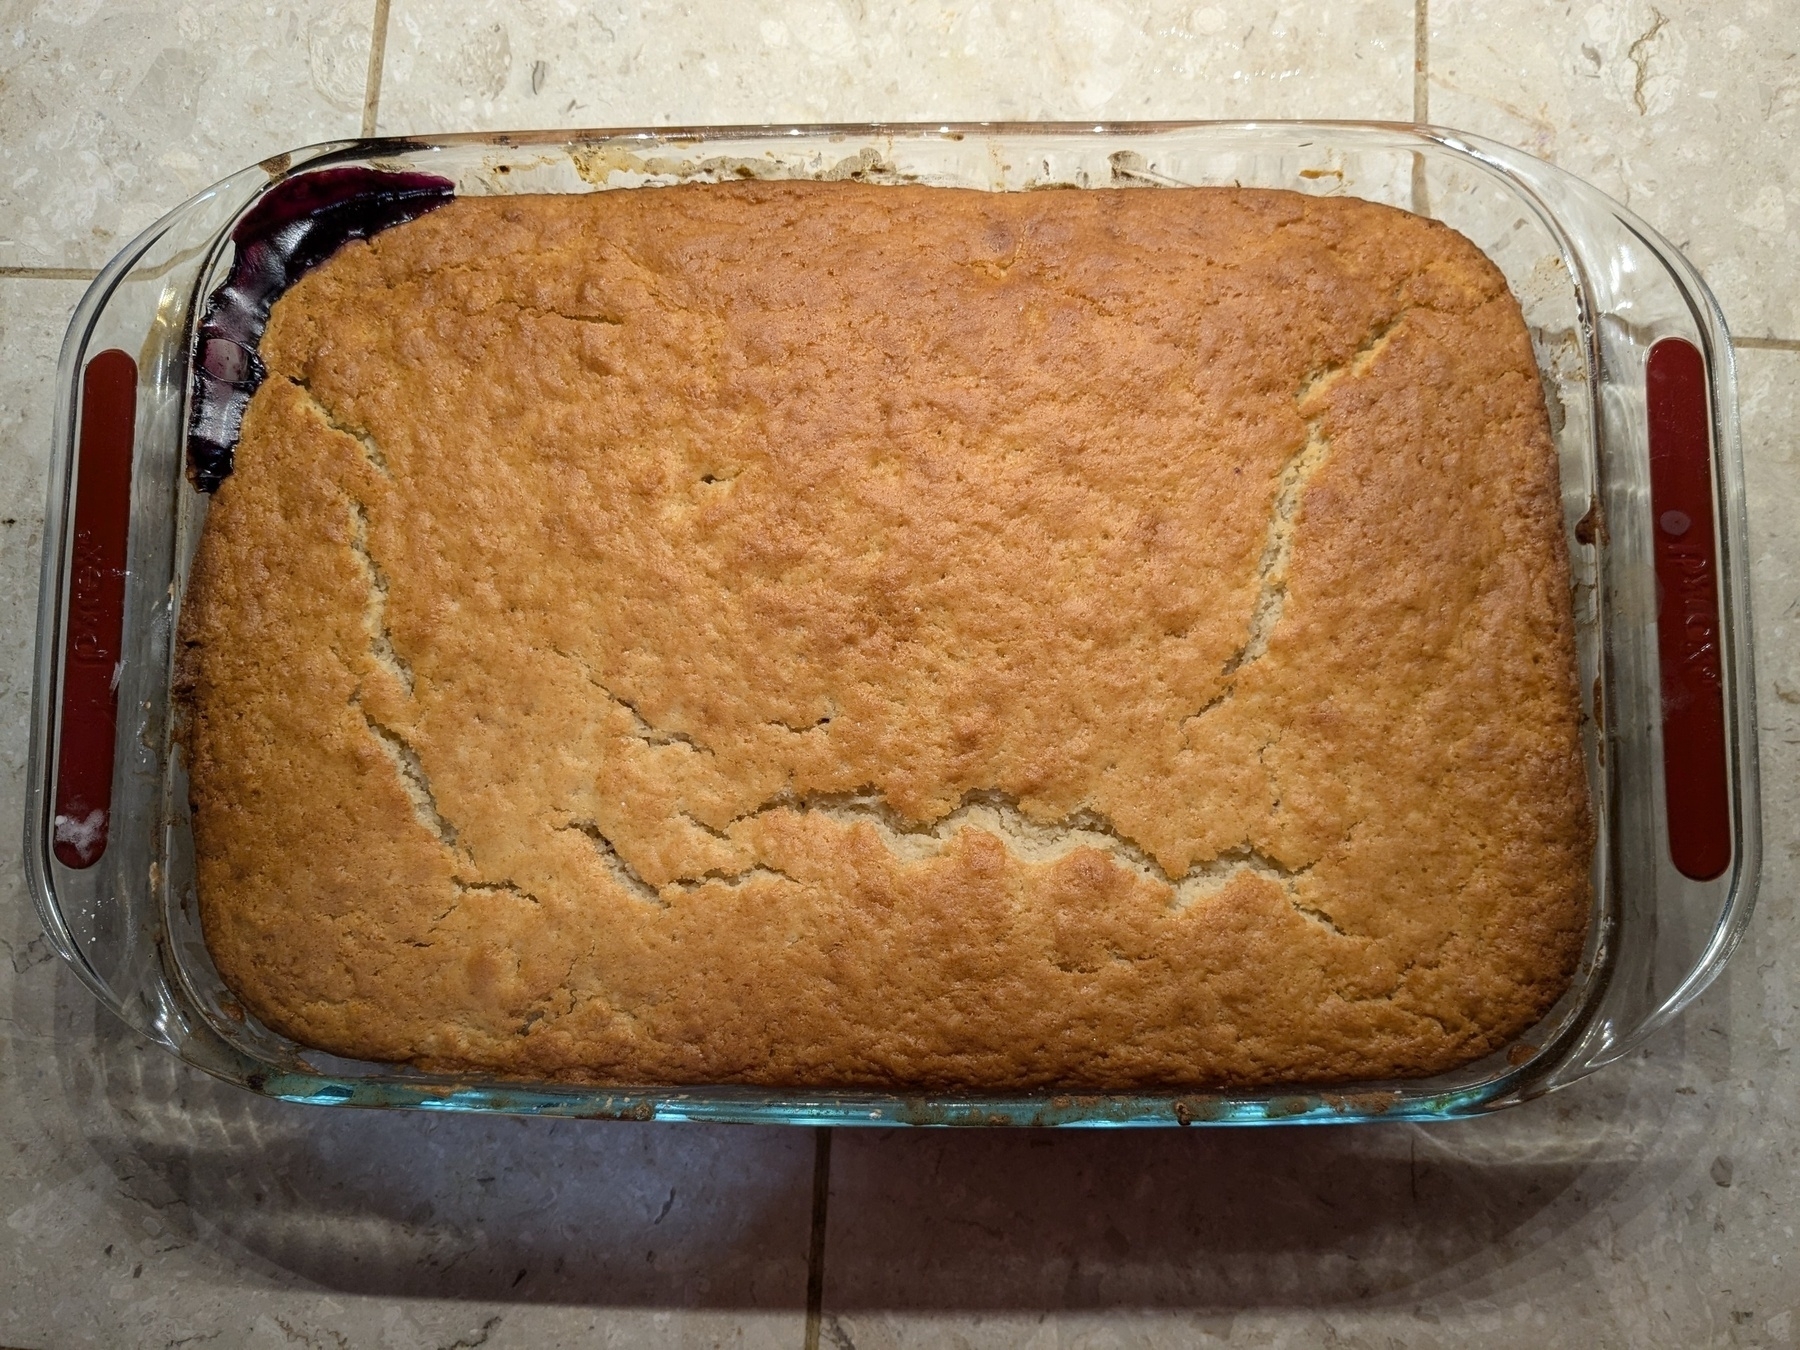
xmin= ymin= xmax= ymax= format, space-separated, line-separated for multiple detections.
xmin=181 ymin=181 xmax=1591 ymax=1089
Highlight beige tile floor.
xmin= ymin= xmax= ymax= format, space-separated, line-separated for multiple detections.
xmin=1 ymin=2 xmax=1796 ymax=1346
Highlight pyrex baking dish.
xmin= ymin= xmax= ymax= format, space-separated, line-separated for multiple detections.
xmin=25 ymin=122 xmax=1761 ymax=1126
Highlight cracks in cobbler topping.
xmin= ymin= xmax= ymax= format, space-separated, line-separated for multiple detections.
xmin=344 ymin=496 xmax=413 ymax=696
xmin=567 ymin=780 xmax=1337 ymax=927
xmin=1294 ymin=312 xmax=1408 ymax=408
xmin=456 ymin=879 xmax=542 ymax=904
xmin=528 ymin=642 xmax=1331 ymax=913
xmin=336 ymin=512 xmax=1352 ymax=930
xmin=408 ymin=880 xmax=546 ymax=950
xmin=1187 ymin=419 xmax=1331 ymax=723
xmin=549 ymin=646 xmax=718 ymax=758
xmin=349 ymin=560 xmax=1340 ymax=920
xmin=562 ymin=818 xmax=668 ymax=906
xmin=619 ymin=698 xmax=715 ymax=756
xmin=354 ymin=702 xmax=459 ymax=853
xmin=740 ymin=786 xmax=1318 ymax=907
xmin=780 ymin=788 xmax=1345 ymax=934
xmin=314 ymin=316 xmax=1414 ymax=943
xmin=558 ymin=817 xmax=797 ymax=906
xmin=323 ymin=402 xmax=464 ymax=865
xmin=1234 ymin=421 xmax=1332 ymax=673
xmin=1189 ymin=313 xmax=1409 ymax=725
xmin=297 ymin=378 xmax=393 ymax=479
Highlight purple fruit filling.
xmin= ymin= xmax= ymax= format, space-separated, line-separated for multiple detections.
xmin=189 ymin=165 xmax=455 ymax=491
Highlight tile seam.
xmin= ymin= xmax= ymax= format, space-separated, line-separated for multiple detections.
xmin=1413 ymin=0 xmax=1429 ymax=122
xmin=361 ymin=0 xmax=392 ymax=138
xmin=1410 ymin=0 xmax=1429 ymax=213
xmin=801 ymin=1126 xmax=833 ymax=1350
xmin=1734 ymin=337 xmax=1800 ymax=352
xmin=0 ymin=267 xmax=99 ymax=280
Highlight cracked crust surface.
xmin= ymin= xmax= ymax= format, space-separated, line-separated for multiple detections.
xmin=179 ymin=181 xmax=1592 ymax=1089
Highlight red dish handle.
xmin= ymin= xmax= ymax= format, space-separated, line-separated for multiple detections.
xmin=1646 ymin=337 xmax=1731 ymax=882
xmin=53 ymin=348 xmax=138 ymax=869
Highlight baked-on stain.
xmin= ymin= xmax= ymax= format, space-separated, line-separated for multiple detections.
xmin=179 ymin=182 xmax=1593 ymax=1090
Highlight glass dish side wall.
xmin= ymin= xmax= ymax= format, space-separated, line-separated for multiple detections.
xmin=26 ymin=124 xmax=1757 ymax=1126
xmin=26 ymin=164 xmax=276 ymax=1045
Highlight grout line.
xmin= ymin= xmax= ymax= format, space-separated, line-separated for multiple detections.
xmin=0 ymin=266 xmax=99 ymax=280
xmin=361 ymin=0 xmax=392 ymax=139
xmin=1409 ymin=0 xmax=1430 ymax=214
xmin=801 ymin=1127 xmax=834 ymax=1350
xmin=1413 ymin=0 xmax=1429 ymax=123
xmin=1735 ymin=336 xmax=1800 ymax=352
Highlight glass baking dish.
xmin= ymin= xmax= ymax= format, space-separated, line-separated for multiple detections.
xmin=24 ymin=122 xmax=1761 ymax=1126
